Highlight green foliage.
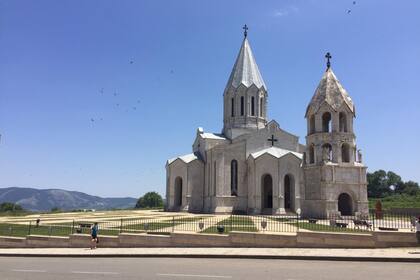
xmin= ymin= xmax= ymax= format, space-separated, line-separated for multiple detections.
xmin=0 ymin=202 xmax=23 ymax=212
xmin=367 ymin=170 xmax=419 ymax=198
xmin=50 ymin=207 xmax=62 ymax=213
xmin=135 ymin=192 xmax=163 ymax=209
xmin=368 ymin=194 xmax=420 ymax=209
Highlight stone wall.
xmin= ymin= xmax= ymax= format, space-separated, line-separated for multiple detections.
xmin=0 ymin=231 xmax=417 ymax=249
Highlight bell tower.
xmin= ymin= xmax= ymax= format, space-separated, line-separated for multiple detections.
xmin=223 ymin=25 xmax=268 ymax=139
xmin=302 ymin=53 xmax=368 ymax=218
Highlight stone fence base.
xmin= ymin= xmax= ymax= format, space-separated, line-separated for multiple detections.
xmin=0 ymin=231 xmax=417 ymax=249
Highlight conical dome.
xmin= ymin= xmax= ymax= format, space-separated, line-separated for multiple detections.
xmin=305 ymin=68 xmax=355 ymax=117
xmin=225 ymin=37 xmax=266 ymax=92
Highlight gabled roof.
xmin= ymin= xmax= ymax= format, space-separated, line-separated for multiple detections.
xmin=167 ymin=153 xmax=201 ymax=165
xmin=225 ymin=37 xmax=266 ymax=91
xmin=249 ymin=147 xmax=303 ymax=160
xmin=305 ymin=68 xmax=355 ymax=117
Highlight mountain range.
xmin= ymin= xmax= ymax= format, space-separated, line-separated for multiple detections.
xmin=0 ymin=187 xmax=137 ymax=211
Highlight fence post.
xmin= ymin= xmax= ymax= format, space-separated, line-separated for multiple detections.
xmin=372 ymin=210 xmax=375 ymax=231
xmin=172 ymin=216 xmax=175 ymax=233
xmin=120 ymin=218 xmax=123 ymax=234
xmin=296 ymin=212 xmax=299 ymax=233
xmin=28 ymin=221 xmax=32 ymax=236
xmin=71 ymin=220 xmax=75 ymax=234
xmin=230 ymin=214 xmax=233 ymax=232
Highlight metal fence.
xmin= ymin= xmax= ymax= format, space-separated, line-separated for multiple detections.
xmin=0 ymin=210 xmax=417 ymax=238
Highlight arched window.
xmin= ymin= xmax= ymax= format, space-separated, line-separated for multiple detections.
xmin=339 ymin=112 xmax=347 ymax=132
xmin=231 ymin=98 xmax=235 ymax=117
xmin=309 ymin=144 xmax=315 ymax=164
xmin=240 ymin=96 xmax=244 ymax=116
xmin=322 ymin=112 xmax=332 ymax=132
xmin=259 ymin=97 xmax=263 ymax=117
xmin=231 ymin=160 xmax=238 ymax=196
xmin=322 ymin=143 xmax=333 ymax=161
xmin=174 ymin=177 xmax=183 ymax=207
xmin=309 ymin=115 xmax=315 ymax=134
xmin=341 ymin=143 xmax=350 ymax=163
xmin=251 ymin=96 xmax=255 ymax=116
xmin=284 ymin=174 xmax=294 ymax=210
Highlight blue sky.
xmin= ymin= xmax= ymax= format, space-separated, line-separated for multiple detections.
xmin=0 ymin=0 xmax=419 ymax=198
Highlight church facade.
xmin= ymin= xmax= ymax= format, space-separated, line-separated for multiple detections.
xmin=165 ymin=31 xmax=368 ymax=217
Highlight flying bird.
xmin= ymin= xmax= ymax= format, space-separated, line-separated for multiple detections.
xmin=353 ymin=1 xmax=356 ymax=4
xmin=347 ymin=9 xmax=352 ymax=14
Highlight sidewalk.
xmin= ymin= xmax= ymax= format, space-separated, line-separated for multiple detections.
xmin=0 ymin=247 xmax=419 ymax=262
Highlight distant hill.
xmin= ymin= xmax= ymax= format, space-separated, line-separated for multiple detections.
xmin=0 ymin=187 xmax=137 ymax=211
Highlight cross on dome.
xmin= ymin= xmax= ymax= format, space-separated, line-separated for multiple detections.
xmin=243 ymin=24 xmax=248 ymax=38
xmin=325 ymin=52 xmax=332 ymax=69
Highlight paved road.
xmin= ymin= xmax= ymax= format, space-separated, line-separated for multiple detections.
xmin=0 ymin=257 xmax=419 ymax=280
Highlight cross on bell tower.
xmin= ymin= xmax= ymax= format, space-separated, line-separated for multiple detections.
xmin=243 ymin=24 xmax=248 ymax=38
xmin=325 ymin=52 xmax=332 ymax=69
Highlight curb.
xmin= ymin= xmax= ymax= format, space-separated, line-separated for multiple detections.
xmin=0 ymin=253 xmax=419 ymax=263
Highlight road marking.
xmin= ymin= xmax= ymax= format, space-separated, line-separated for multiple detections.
xmin=71 ymin=271 xmax=120 ymax=275
xmin=12 ymin=269 xmax=46 ymax=273
xmin=157 ymin=273 xmax=232 ymax=279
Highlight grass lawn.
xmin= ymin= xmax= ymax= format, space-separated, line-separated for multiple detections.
xmin=368 ymin=195 xmax=420 ymax=209
xmin=293 ymin=221 xmax=370 ymax=233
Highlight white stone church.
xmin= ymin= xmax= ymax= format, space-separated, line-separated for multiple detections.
xmin=165 ymin=29 xmax=369 ymax=217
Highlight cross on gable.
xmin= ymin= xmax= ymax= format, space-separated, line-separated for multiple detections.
xmin=267 ymin=134 xmax=278 ymax=146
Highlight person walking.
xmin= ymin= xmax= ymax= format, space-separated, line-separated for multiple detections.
xmin=416 ymin=216 xmax=420 ymax=245
xmin=90 ymin=222 xmax=99 ymax=249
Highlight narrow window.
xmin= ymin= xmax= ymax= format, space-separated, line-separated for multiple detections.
xmin=231 ymin=160 xmax=238 ymax=196
xmin=251 ymin=96 xmax=255 ymax=116
xmin=231 ymin=98 xmax=235 ymax=117
xmin=309 ymin=144 xmax=315 ymax=164
xmin=309 ymin=115 xmax=315 ymax=134
xmin=341 ymin=143 xmax=350 ymax=163
xmin=322 ymin=143 xmax=333 ymax=161
xmin=259 ymin=97 xmax=263 ymax=117
xmin=339 ymin=112 xmax=347 ymax=132
xmin=240 ymin=96 xmax=244 ymax=116
xmin=322 ymin=112 xmax=332 ymax=132
xmin=213 ymin=161 xmax=217 ymax=196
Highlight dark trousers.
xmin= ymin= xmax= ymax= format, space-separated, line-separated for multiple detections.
xmin=417 ymin=232 xmax=420 ymax=244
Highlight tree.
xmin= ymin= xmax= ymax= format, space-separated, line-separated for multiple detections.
xmin=0 ymin=202 xmax=23 ymax=212
xmin=135 ymin=192 xmax=164 ymax=209
xmin=367 ymin=169 xmax=419 ymax=198
xmin=367 ymin=170 xmax=390 ymax=198
xmin=395 ymin=181 xmax=420 ymax=196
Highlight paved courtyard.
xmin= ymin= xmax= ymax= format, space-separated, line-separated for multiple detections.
xmin=0 ymin=210 xmax=415 ymax=237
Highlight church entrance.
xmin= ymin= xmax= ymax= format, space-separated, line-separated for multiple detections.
xmin=338 ymin=193 xmax=353 ymax=216
xmin=261 ymin=174 xmax=273 ymax=210
xmin=284 ymin=174 xmax=294 ymax=211
xmin=174 ymin=177 xmax=183 ymax=207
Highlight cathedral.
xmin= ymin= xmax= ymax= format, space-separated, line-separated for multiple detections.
xmin=165 ymin=28 xmax=369 ymax=217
